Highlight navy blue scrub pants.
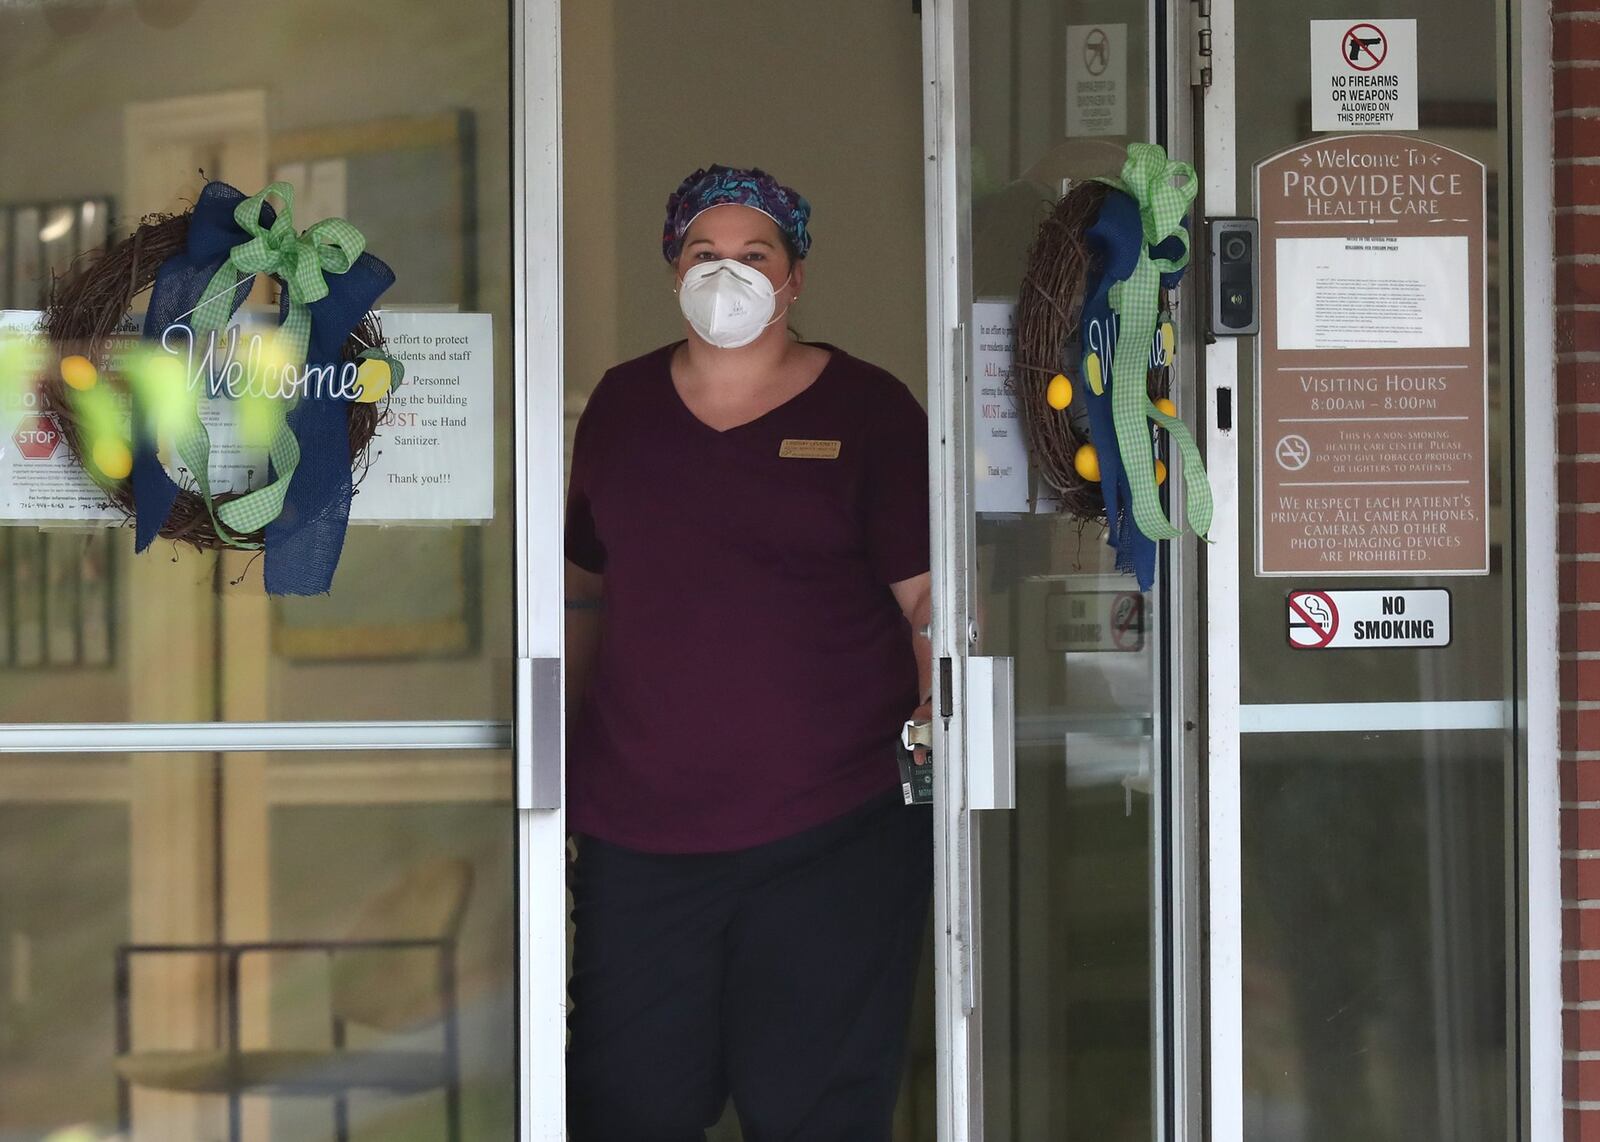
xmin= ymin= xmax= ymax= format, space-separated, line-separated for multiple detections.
xmin=565 ymin=789 xmax=933 ymax=1142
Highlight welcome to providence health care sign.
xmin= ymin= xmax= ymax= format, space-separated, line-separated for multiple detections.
xmin=1254 ymin=135 xmax=1489 ymax=577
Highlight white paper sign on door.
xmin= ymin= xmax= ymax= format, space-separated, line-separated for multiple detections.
xmin=0 ymin=310 xmax=122 ymax=523
xmin=1275 ymin=235 xmax=1470 ymax=350
xmin=1 ymin=309 xmax=497 ymax=525
xmin=1309 ymin=18 xmax=1418 ymax=132
xmin=1065 ymin=24 xmax=1127 ymax=138
xmin=354 ymin=311 xmax=495 ymax=522
xmin=971 ymin=300 xmax=1030 ymax=514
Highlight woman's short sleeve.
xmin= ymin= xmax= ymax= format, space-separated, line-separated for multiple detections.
xmin=863 ymin=378 xmax=931 ymax=585
xmin=564 ymin=391 xmax=608 ymax=574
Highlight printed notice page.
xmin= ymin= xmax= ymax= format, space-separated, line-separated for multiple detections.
xmin=355 ymin=311 xmax=494 ymax=522
xmin=971 ymin=300 xmax=1030 ymax=513
xmin=2 ymin=309 xmax=305 ymax=522
xmin=1 ymin=310 xmax=496 ymax=525
xmin=0 ymin=310 xmax=122 ymax=522
xmin=1275 ymin=235 xmax=1469 ymax=351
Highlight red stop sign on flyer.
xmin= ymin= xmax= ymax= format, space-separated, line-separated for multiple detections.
xmin=12 ymin=414 xmax=63 ymax=460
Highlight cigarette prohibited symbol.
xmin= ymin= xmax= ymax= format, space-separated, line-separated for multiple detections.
xmin=1110 ymin=592 xmax=1145 ymax=651
xmin=1275 ymin=434 xmax=1311 ymax=471
xmin=1287 ymin=591 xmax=1339 ymax=649
xmin=1342 ymin=23 xmax=1387 ymax=71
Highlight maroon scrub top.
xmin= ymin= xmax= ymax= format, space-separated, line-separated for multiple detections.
xmin=564 ymin=341 xmax=930 ymax=853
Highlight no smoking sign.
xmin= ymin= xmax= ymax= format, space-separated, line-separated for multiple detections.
xmin=1286 ymin=589 xmax=1452 ymax=650
xmin=1287 ymin=591 xmax=1339 ymax=648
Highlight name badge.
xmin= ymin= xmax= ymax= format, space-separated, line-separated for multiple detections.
xmin=778 ymin=438 xmax=842 ymax=460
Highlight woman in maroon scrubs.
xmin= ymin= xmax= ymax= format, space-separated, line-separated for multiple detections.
xmin=563 ymin=164 xmax=933 ymax=1141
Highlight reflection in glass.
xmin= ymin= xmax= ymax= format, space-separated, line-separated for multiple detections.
xmin=0 ymin=752 xmax=516 ymax=1141
xmin=968 ymin=1 xmax=1159 ymax=1137
xmin=1242 ymin=735 xmax=1508 ymax=1140
xmin=0 ymin=1 xmax=514 ymax=725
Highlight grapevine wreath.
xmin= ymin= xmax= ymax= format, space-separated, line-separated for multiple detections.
xmin=33 ymin=178 xmax=403 ymax=595
xmin=1011 ymin=143 xmax=1213 ymax=589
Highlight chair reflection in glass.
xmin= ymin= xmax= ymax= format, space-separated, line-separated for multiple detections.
xmin=113 ymin=858 xmax=473 ymax=1142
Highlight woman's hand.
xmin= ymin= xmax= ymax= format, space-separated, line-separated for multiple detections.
xmin=890 ymin=573 xmax=934 ymax=769
xmin=910 ymin=699 xmax=932 ymax=766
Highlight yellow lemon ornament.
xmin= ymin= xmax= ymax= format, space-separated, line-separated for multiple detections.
xmin=353 ymin=357 xmax=393 ymax=404
xmin=1155 ymin=459 xmax=1168 ymax=486
xmin=92 ymin=436 xmax=132 ymax=480
xmin=1073 ymin=444 xmax=1101 ymax=482
xmin=1085 ymin=352 xmax=1104 ymax=395
xmin=1154 ymin=397 xmax=1178 ymax=419
xmin=60 ymin=354 xmax=98 ymax=391
xmin=1159 ymin=321 xmax=1176 ymax=363
xmin=1046 ymin=373 xmax=1073 ymax=410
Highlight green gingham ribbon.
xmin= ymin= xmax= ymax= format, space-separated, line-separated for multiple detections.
xmin=179 ymin=183 xmax=365 ymax=543
xmin=1094 ymin=144 xmax=1213 ymax=542
xmin=173 ymin=411 xmax=300 ymax=544
xmin=192 ymin=182 xmax=366 ymax=365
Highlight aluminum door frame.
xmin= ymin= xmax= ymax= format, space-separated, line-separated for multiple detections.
xmin=921 ymin=0 xmax=980 ymax=1134
xmin=514 ymin=0 xmax=568 ymax=1137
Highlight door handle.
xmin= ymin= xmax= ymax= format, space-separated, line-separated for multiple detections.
xmin=515 ymin=656 xmax=561 ymax=810
xmin=964 ymin=655 xmax=1015 ymax=810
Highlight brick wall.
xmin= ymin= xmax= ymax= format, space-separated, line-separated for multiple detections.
xmin=1559 ymin=5 xmax=1600 ymax=1135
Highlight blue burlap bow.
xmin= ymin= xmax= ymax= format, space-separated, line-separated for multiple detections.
xmin=133 ymin=180 xmax=395 ymax=594
xmin=1076 ymin=188 xmax=1189 ymax=590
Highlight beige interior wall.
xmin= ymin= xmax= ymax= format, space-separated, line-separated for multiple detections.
xmin=561 ymin=0 xmax=621 ymax=462
xmin=561 ymin=0 xmax=929 ymax=428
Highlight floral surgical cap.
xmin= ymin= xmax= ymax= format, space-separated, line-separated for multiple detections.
xmin=661 ymin=164 xmax=812 ymax=264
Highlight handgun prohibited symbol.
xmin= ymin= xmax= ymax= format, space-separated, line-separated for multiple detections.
xmin=1083 ymin=27 xmax=1110 ymax=76
xmin=1342 ymin=22 xmax=1387 ymax=71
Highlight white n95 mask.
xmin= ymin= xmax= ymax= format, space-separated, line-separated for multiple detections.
xmin=676 ymin=259 xmax=789 ymax=349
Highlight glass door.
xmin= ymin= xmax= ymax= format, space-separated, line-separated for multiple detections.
xmin=1201 ymin=0 xmax=1530 ymax=1138
xmin=0 ymin=0 xmax=565 ymax=1137
xmin=922 ymin=1 xmax=1194 ymax=1138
